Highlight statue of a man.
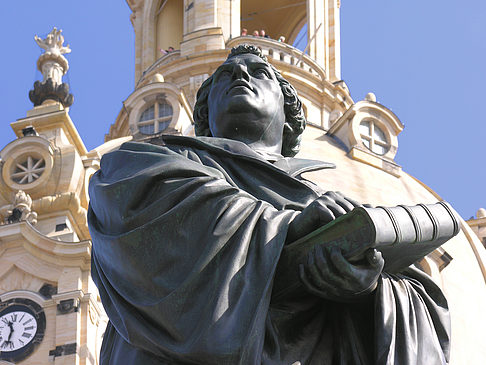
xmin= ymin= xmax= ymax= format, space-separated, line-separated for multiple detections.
xmin=88 ymin=45 xmax=450 ymax=364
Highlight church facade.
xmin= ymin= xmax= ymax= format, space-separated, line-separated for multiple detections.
xmin=0 ymin=1 xmax=485 ymax=364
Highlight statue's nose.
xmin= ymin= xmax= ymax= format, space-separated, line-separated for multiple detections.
xmin=232 ymin=64 xmax=250 ymax=81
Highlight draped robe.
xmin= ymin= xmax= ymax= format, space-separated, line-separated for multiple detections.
xmin=88 ymin=135 xmax=450 ymax=365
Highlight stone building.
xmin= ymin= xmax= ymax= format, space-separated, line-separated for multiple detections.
xmin=0 ymin=1 xmax=485 ymax=364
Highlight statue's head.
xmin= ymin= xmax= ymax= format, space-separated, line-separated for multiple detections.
xmin=194 ymin=45 xmax=306 ymax=157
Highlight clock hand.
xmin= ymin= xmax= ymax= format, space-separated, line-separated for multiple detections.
xmin=7 ymin=321 xmax=14 ymax=341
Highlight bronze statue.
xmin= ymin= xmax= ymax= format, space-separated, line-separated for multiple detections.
xmin=88 ymin=45 xmax=451 ymax=364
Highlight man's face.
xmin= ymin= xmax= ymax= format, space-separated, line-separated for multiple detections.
xmin=207 ymin=53 xmax=285 ymax=154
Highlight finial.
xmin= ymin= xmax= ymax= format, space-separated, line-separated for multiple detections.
xmin=29 ymin=27 xmax=74 ymax=107
xmin=477 ymin=208 xmax=486 ymax=219
xmin=365 ymin=92 xmax=377 ymax=102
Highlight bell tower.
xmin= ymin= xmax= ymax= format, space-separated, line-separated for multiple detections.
xmin=0 ymin=28 xmax=106 ymax=365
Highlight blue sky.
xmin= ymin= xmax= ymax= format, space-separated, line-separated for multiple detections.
xmin=0 ymin=1 xmax=484 ymax=219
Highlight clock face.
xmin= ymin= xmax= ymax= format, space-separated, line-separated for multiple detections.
xmin=0 ymin=310 xmax=38 ymax=351
xmin=0 ymin=299 xmax=45 ymax=363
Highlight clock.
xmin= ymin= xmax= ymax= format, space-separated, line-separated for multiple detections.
xmin=0 ymin=298 xmax=45 ymax=363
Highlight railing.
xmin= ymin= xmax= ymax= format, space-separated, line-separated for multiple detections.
xmin=227 ymin=36 xmax=326 ymax=82
xmin=137 ymin=37 xmax=327 ymax=87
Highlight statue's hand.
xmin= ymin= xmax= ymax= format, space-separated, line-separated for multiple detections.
xmin=287 ymin=191 xmax=360 ymax=243
xmin=299 ymin=246 xmax=384 ymax=302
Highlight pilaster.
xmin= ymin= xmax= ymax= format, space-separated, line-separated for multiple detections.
xmin=307 ymin=0 xmax=327 ymax=73
xmin=328 ymin=0 xmax=341 ymax=81
xmin=306 ymin=0 xmax=341 ymax=81
xmin=181 ymin=0 xmax=235 ymax=56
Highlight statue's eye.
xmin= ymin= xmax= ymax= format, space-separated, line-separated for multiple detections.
xmin=253 ymin=68 xmax=270 ymax=78
xmin=216 ymin=69 xmax=232 ymax=80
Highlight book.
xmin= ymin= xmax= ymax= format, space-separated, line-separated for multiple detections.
xmin=272 ymin=201 xmax=460 ymax=301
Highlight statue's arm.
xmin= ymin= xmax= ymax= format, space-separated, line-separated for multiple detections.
xmin=275 ymin=191 xmax=384 ymax=303
xmin=89 ymin=144 xmax=302 ymax=360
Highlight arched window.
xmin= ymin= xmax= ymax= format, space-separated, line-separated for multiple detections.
xmin=359 ymin=120 xmax=389 ymax=155
xmin=138 ymin=100 xmax=173 ymax=135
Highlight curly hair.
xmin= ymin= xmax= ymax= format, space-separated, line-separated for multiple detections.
xmin=193 ymin=44 xmax=306 ymax=157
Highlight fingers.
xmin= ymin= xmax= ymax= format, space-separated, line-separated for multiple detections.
xmin=327 ymin=247 xmax=379 ymax=290
xmin=321 ymin=191 xmax=361 ymax=214
xmin=287 ymin=193 xmax=363 ymax=243
xmin=300 ymin=251 xmax=341 ymax=298
xmin=307 ymin=246 xmax=341 ymax=289
xmin=300 ymin=245 xmax=384 ymax=301
xmin=317 ymin=195 xmax=347 ymax=218
xmin=335 ymin=192 xmax=362 ymax=209
xmin=299 ymin=264 xmax=334 ymax=298
xmin=330 ymin=191 xmax=358 ymax=212
xmin=312 ymin=201 xmax=336 ymax=226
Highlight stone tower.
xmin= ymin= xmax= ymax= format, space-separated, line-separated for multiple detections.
xmin=0 ymin=28 xmax=105 ymax=365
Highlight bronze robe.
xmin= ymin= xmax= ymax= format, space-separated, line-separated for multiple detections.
xmin=88 ymin=136 xmax=450 ymax=364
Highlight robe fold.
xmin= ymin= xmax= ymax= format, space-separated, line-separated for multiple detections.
xmin=88 ymin=136 xmax=450 ymax=365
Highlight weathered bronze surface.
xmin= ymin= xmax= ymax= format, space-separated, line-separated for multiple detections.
xmin=88 ymin=45 xmax=452 ymax=364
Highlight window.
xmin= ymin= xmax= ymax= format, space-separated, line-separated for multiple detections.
xmin=138 ymin=100 xmax=173 ymax=135
xmin=11 ymin=155 xmax=46 ymax=184
xmin=359 ymin=120 xmax=389 ymax=155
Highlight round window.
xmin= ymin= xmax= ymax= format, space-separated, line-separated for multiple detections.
xmin=138 ymin=100 xmax=173 ymax=135
xmin=359 ymin=120 xmax=389 ymax=155
xmin=10 ymin=155 xmax=46 ymax=184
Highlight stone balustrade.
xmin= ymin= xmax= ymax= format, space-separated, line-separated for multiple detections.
xmin=138 ymin=36 xmax=327 ymax=89
xmin=227 ymin=36 xmax=326 ymax=82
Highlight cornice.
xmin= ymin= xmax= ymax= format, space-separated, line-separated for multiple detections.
xmin=0 ymin=221 xmax=91 ymax=270
xmin=11 ymin=109 xmax=88 ymax=156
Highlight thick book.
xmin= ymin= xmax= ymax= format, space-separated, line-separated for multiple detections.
xmin=272 ymin=201 xmax=460 ymax=301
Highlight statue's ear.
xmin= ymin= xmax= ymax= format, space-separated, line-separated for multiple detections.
xmin=194 ymin=77 xmax=214 ymax=136
xmin=194 ymin=107 xmax=211 ymax=137
xmin=281 ymin=123 xmax=301 ymax=157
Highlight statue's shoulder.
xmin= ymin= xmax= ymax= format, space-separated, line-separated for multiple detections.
xmin=107 ymin=139 xmax=197 ymax=159
xmin=109 ymin=137 xmax=220 ymax=168
xmin=161 ymin=135 xmax=248 ymax=153
xmin=114 ymin=137 xmax=335 ymax=178
xmin=116 ymin=136 xmax=211 ymax=153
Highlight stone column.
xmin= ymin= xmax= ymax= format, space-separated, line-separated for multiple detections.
xmin=307 ymin=0 xmax=327 ymax=72
xmin=181 ymin=0 xmax=237 ymax=56
xmin=328 ymin=0 xmax=341 ymax=81
xmin=218 ymin=0 xmax=240 ymax=41
xmin=130 ymin=3 xmax=144 ymax=84
xmin=306 ymin=0 xmax=341 ymax=82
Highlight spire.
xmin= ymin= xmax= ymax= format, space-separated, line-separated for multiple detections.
xmin=29 ymin=27 xmax=74 ymax=107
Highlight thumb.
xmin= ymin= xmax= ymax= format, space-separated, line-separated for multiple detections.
xmin=365 ymin=249 xmax=384 ymax=270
